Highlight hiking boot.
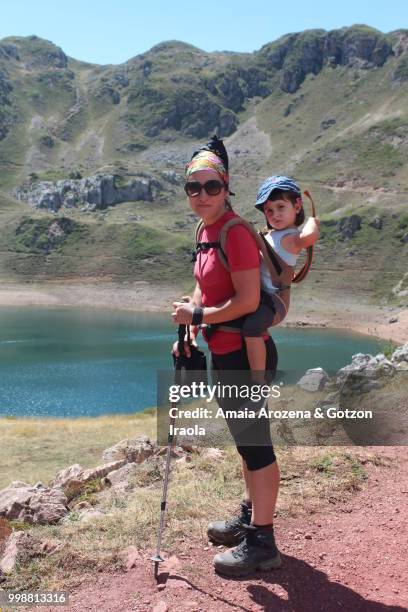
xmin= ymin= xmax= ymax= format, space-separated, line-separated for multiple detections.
xmin=213 ymin=524 xmax=282 ymax=577
xmin=207 ymin=502 xmax=252 ymax=546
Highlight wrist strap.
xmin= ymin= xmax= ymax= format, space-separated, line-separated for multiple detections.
xmin=192 ymin=306 xmax=204 ymax=326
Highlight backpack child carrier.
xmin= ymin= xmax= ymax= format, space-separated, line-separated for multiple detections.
xmin=192 ymin=191 xmax=316 ymax=334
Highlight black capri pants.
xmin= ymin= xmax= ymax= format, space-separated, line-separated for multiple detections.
xmin=211 ymin=336 xmax=278 ymax=471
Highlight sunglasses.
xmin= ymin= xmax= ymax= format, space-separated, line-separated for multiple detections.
xmin=184 ymin=180 xmax=225 ymax=197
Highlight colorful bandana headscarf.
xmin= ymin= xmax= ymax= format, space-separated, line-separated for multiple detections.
xmin=185 ymin=150 xmax=228 ymax=182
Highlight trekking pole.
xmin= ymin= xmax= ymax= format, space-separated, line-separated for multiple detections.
xmin=151 ymin=402 xmax=178 ymax=578
xmin=151 ymin=325 xmax=186 ymax=579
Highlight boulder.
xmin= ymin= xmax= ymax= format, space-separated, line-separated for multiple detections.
xmin=50 ymin=464 xmax=84 ymax=488
xmin=102 ymin=436 xmax=156 ymax=464
xmin=0 ymin=482 xmax=68 ymax=525
xmin=102 ymin=463 xmax=140 ymax=488
xmin=297 ymin=368 xmax=330 ymax=392
xmin=337 ymin=215 xmax=362 ymax=240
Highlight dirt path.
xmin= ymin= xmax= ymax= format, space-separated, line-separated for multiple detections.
xmin=40 ymin=448 xmax=407 ymax=611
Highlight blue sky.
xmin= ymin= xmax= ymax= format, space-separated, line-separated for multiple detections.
xmin=0 ymin=0 xmax=407 ymax=65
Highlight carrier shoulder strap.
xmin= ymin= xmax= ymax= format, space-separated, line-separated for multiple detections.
xmin=219 ymin=218 xmax=294 ymax=289
xmin=194 ymin=220 xmax=227 ymax=263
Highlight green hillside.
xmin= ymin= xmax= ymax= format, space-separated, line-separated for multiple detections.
xmin=0 ymin=26 xmax=407 ymax=303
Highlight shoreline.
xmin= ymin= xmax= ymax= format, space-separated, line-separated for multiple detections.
xmin=0 ymin=280 xmax=406 ymax=345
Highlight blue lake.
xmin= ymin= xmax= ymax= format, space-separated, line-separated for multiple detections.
xmin=0 ymin=308 xmax=383 ymax=418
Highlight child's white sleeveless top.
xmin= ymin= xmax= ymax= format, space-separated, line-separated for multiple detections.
xmin=261 ymin=228 xmax=300 ymax=294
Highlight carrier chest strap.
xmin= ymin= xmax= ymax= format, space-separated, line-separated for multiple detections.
xmin=191 ymin=241 xmax=222 ymax=263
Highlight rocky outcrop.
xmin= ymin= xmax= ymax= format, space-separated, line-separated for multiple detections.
xmin=51 ymin=459 xmax=128 ymax=492
xmin=391 ymin=341 xmax=408 ymax=366
xmin=21 ymin=36 xmax=68 ymax=69
xmin=336 ymin=352 xmax=396 ymax=394
xmin=0 ymin=69 xmax=14 ymax=141
xmin=14 ymin=174 xmax=165 ymax=212
xmin=260 ymin=26 xmax=393 ymax=94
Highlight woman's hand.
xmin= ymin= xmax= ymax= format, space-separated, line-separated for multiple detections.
xmin=172 ymin=301 xmax=194 ymax=325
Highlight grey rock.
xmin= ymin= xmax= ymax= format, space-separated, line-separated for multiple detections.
xmin=369 ymin=215 xmax=382 ymax=230
xmin=391 ymin=342 xmax=408 ymax=364
xmin=297 ymin=368 xmax=330 ymax=392
xmin=337 ymin=215 xmax=362 ymax=240
xmin=321 ymin=117 xmax=336 ymax=129
xmin=392 ymin=273 xmax=408 ymax=297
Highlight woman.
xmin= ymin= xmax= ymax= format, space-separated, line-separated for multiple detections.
xmin=172 ymin=136 xmax=281 ymax=577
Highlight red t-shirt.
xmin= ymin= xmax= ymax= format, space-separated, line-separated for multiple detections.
xmin=194 ymin=211 xmax=262 ymax=354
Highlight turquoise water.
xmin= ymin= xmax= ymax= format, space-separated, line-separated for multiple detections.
xmin=0 ymin=308 xmax=382 ymax=418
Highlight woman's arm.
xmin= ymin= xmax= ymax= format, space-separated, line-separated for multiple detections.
xmin=203 ymin=268 xmax=260 ymax=323
xmin=172 ymin=267 xmax=260 ymax=325
xmin=191 ymin=283 xmax=202 ymax=307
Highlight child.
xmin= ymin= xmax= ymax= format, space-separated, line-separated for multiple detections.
xmin=243 ymin=175 xmax=320 ymax=384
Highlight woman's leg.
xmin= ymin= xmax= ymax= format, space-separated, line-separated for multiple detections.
xmin=248 ymin=461 xmax=280 ymax=525
xmin=210 ymin=337 xmax=279 ymax=534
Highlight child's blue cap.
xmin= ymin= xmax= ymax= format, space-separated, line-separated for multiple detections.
xmin=255 ymin=175 xmax=301 ymax=211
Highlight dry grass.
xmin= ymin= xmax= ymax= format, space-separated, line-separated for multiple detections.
xmin=0 ymin=412 xmax=157 ymax=489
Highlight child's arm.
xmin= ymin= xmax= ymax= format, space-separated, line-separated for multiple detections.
xmin=281 ymin=217 xmax=320 ymax=254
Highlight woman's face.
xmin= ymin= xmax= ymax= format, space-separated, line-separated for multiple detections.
xmin=185 ymin=169 xmax=228 ymax=225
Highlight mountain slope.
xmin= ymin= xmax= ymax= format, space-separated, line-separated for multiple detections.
xmin=0 ymin=26 xmax=407 ymax=303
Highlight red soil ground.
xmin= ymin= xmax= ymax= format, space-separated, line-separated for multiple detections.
xmin=37 ymin=447 xmax=408 ymax=612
